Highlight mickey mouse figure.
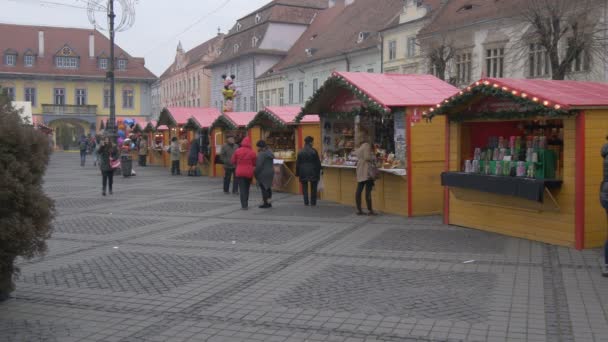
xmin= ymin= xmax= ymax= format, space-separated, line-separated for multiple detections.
xmin=222 ymin=74 xmax=238 ymax=112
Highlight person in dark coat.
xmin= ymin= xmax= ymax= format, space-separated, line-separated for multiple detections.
xmin=220 ymin=137 xmax=239 ymax=194
xmin=187 ymin=135 xmax=201 ymax=176
xmin=255 ymin=140 xmax=275 ymax=209
xmin=231 ymin=137 xmax=256 ymax=209
xmin=600 ymin=138 xmax=608 ymax=277
xmin=97 ymin=136 xmax=118 ymax=196
xmin=79 ymin=135 xmax=89 ymax=167
xmin=296 ymin=136 xmax=322 ymax=206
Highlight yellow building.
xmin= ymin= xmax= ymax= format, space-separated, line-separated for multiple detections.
xmin=0 ymin=23 xmax=156 ymax=149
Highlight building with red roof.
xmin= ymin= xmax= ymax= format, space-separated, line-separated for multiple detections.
xmin=0 ymin=23 xmax=157 ymax=149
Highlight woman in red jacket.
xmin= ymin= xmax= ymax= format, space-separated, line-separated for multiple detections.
xmin=231 ymin=137 xmax=257 ymax=209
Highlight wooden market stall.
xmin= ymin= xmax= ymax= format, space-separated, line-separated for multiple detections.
xmin=248 ymin=106 xmax=320 ymax=194
xmin=157 ymin=107 xmax=196 ymax=173
xmin=426 ymin=78 xmax=608 ymax=249
xmin=209 ymin=111 xmax=257 ymax=177
xmin=298 ymin=71 xmax=458 ymax=216
xmin=183 ymin=108 xmax=222 ymax=176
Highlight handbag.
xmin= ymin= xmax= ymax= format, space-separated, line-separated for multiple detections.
xmin=368 ymin=158 xmax=380 ymax=180
xmin=110 ymin=158 xmax=121 ymax=170
xmin=198 ymin=152 xmax=204 ymax=164
xmin=317 ymin=174 xmax=324 ymax=192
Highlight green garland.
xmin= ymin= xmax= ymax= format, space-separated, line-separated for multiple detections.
xmin=295 ymin=75 xmax=389 ymax=123
xmin=425 ymin=84 xmax=574 ymax=122
xmin=247 ymin=110 xmax=287 ymax=129
xmin=210 ymin=115 xmax=237 ymax=131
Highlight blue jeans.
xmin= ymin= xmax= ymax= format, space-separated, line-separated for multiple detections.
xmin=80 ymin=150 xmax=87 ymax=166
xmin=223 ymin=168 xmax=238 ymax=193
xmin=604 ymin=240 xmax=608 ymax=265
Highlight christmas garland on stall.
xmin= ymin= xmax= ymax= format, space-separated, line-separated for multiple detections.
xmin=247 ymin=110 xmax=287 ymax=129
xmin=295 ymin=74 xmax=390 ymax=123
xmin=423 ymin=80 xmax=575 ymax=122
xmin=209 ymin=115 xmax=237 ymax=131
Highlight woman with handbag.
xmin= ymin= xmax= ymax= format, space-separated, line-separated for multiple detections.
xmin=355 ymin=138 xmax=378 ymax=216
xmin=98 ymin=136 xmax=118 ymax=196
xmin=187 ymin=135 xmax=201 ymax=176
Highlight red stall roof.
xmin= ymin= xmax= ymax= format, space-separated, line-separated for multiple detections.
xmin=265 ymin=106 xmax=320 ymax=125
xmin=189 ymin=108 xmax=222 ymax=129
xmin=224 ymin=112 xmax=258 ymax=127
xmin=334 ymin=71 xmax=459 ymax=109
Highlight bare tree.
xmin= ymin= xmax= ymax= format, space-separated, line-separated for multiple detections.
xmin=518 ymin=0 xmax=607 ymax=80
xmin=425 ymin=37 xmax=455 ymax=81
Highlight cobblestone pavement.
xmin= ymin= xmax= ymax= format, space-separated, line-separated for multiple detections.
xmin=1 ymin=152 xmax=607 ymax=342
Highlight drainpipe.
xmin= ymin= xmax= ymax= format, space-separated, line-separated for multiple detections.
xmin=343 ymin=52 xmax=351 ymax=72
xmin=252 ymin=56 xmax=257 ymax=111
xmin=380 ymin=35 xmax=384 ymax=73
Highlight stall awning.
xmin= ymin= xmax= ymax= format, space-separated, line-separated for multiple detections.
xmin=249 ymin=106 xmax=319 ymax=129
xmin=184 ymin=108 xmax=222 ymax=130
xmin=427 ymin=78 xmax=608 ymax=120
xmin=224 ymin=112 xmax=258 ymax=128
xmin=157 ymin=107 xmax=197 ymax=127
xmin=299 ymin=71 xmax=459 ymax=120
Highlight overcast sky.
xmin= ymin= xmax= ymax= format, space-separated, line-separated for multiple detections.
xmin=0 ymin=0 xmax=270 ymax=76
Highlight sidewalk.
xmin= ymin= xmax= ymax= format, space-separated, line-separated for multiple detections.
xmin=0 ymin=152 xmax=606 ymax=342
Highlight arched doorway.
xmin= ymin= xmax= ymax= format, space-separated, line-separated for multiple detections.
xmin=48 ymin=118 xmax=90 ymax=151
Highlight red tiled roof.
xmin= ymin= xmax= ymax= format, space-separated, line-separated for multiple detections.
xmin=0 ymin=23 xmax=156 ymax=80
xmin=224 ymin=111 xmax=258 ymax=127
xmin=335 ymin=71 xmax=459 ymax=108
xmin=189 ymin=108 xmax=222 ymax=129
xmin=160 ymin=35 xmax=224 ymax=79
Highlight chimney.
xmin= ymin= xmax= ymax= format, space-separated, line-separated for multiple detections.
xmin=345 ymin=0 xmax=355 ymax=5
xmin=89 ymin=33 xmax=95 ymax=58
xmin=38 ymin=31 xmax=45 ymax=57
xmin=328 ymin=0 xmax=336 ymax=7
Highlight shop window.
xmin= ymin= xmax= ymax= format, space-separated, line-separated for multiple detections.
xmin=25 ymin=87 xmax=36 ymax=106
xmin=54 ymin=88 xmax=65 ymax=105
xmin=528 ymin=43 xmax=549 ymax=78
xmin=485 ymin=47 xmax=504 ymax=78
xmin=388 ymin=40 xmax=397 ymax=61
xmin=2 ymin=87 xmax=15 ymax=101
xmin=75 ymin=88 xmax=87 ymax=106
xmin=455 ymin=52 xmax=472 ymax=84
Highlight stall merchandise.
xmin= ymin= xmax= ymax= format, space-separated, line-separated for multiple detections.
xmin=209 ymin=112 xmax=257 ymax=177
xmin=298 ymin=71 xmax=458 ymax=216
xmin=426 ymin=78 xmax=608 ymax=248
xmin=249 ymin=106 xmax=320 ymax=193
xmin=183 ymin=108 xmax=221 ymax=176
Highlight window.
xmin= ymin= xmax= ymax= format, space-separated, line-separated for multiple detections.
xmin=98 ymin=58 xmax=108 ymax=69
xmin=485 ymin=47 xmax=504 ymax=78
xmin=243 ymin=96 xmax=247 ymax=111
xmin=255 ymin=13 xmax=261 ymax=24
xmin=4 ymin=54 xmax=16 ymax=66
xmin=55 ymin=56 xmax=79 ymax=69
xmin=264 ymin=90 xmax=270 ymax=108
xmin=250 ymin=96 xmax=255 ymax=111
xmin=388 ymin=40 xmax=397 ymax=60
xmin=528 ymin=43 xmax=549 ymax=77
xmin=406 ymin=37 xmax=416 ymax=57
xmin=288 ymin=83 xmax=294 ymax=104
xmin=367 ymin=68 xmax=374 ymax=73
xmin=569 ymin=38 xmax=591 ymax=73
xmin=54 ymin=88 xmax=65 ymax=105
xmin=298 ymin=81 xmax=304 ymax=103
xmin=252 ymin=36 xmax=259 ymax=47
xmin=233 ymin=44 xmax=239 ymax=54
xmin=25 ymin=87 xmax=36 ymax=106
xmin=24 ymin=55 xmax=35 ymax=67
xmin=279 ymin=88 xmax=284 ymax=106
xmin=75 ymin=88 xmax=87 ymax=106
xmin=197 ymin=75 xmax=200 ymax=89
xmin=197 ymin=98 xmax=200 ymax=107
xmin=117 ymin=59 xmax=127 ymax=70
xmin=104 ymin=89 xmax=110 ymax=108
xmin=122 ymin=89 xmax=134 ymax=108
xmin=455 ymin=52 xmax=472 ymax=84
xmin=236 ymin=97 xmax=241 ymax=111
xmin=2 ymin=87 xmax=15 ymax=100
xmin=236 ymin=22 xmax=242 ymax=31
xmin=313 ymin=78 xmax=319 ymax=93
xmin=258 ymin=91 xmax=264 ymax=109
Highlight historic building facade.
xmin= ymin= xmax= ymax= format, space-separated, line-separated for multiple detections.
xmin=158 ymin=35 xmax=224 ymax=111
xmin=0 ymin=23 xmax=156 ymax=147
xmin=207 ymin=0 xmax=327 ymax=112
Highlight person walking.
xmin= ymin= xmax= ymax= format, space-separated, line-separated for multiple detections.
xmin=98 ymin=136 xmax=118 ymax=196
xmin=169 ymin=137 xmax=181 ymax=175
xmin=79 ymin=135 xmax=89 ymax=167
xmin=231 ymin=137 xmax=256 ymax=210
xmin=355 ymin=138 xmax=377 ymax=216
xmin=220 ymin=137 xmax=239 ymax=194
xmin=255 ymin=140 xmax=275 ymax=209
xmin=187 ymin=135 xmax=201 ymax=176
xmin=91 ymin=136 xmax=99 ymax=167
xmin=296 ymin=136 xmax=322 ymax=206
xmin=138 ymin=135 xmax=148 ymax=167
xmin=600 ymin=137 xmax=608 ymax=277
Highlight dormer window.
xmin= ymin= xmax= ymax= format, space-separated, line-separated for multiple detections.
xmin=55 ymin=56 xmax=79 ymax=69
xmin=4 ymin=54 xmax=16 ymax=66
xmin=357 ymin=32 xmax=370 ymax=44
xmin=305 ymin=48 xmax=317 ymax=57
xmin=252 ymin=36 xmax=259 ymax=47
xmin=117 ymin=58 xmax=127 ymax=70
xmin=24 ymin=54 xmax=35 ymax=67
xmin=236 ymin=22 xmax=242 ymax=31
xmin=458 ymin=4 xmax=475 ymax=12
xmin=255 ymin=13 xmax=262 ymax=24
xmin=98 ymin=57 xmax=108 ymax=70
xmin=233 ymin=44 xmax=239 ymax=53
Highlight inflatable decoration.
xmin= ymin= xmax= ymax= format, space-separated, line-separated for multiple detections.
xmin=117 ymin=130 xmax=126 ymax=138
xmin=221 ymin=74 xmax=238 ymax=112
xmin=117 ymin=137 xmax=124 ymax=145
xmin=124 ymin=119 xmax=135 ymax=128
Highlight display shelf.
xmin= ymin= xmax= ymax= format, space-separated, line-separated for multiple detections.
xmin=321 ymin=164 xmax=407 ymax=176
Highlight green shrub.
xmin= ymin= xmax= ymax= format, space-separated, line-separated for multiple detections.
xmin=0 ymin=92 xmax=55 ymax=301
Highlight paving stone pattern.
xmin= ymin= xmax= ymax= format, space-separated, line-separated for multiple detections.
xmin=1 ymin=152 xmax=606 ymax=342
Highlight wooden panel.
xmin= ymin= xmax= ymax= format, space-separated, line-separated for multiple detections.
xmin=584 ymin=110 xmax=608 ymax=247
xmin=446 ymin=118 xmax=577 ymax=247
xmin=411 ymin=161 xmax=444 ymax=215
xmin=339 ymin=169 xmax=357 ymax=206
xmin=300 ymin=124 xmax=321 ymax=152
xmin=411 ymin=114 xmax=446 ymax=163
xmin=322 ymin=168 xmax=341 ymax=202
xmin=382 ymin=173 xmax=408 ymax=216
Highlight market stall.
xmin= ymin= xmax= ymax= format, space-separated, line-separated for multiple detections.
xmin=157 ymin=107 xmax=196 ymax=173
xmin=248 ymin=106 xmax=320 ymax=194
xmin=297 ymin=71 xmax=458 ymax=216
xmin=426 ymin=78 xmax=608 ymax=248
xmin=183 ymin=108 xmax=222 ymax=176
xmin=209 ymin=111 xmax=257 ymax=177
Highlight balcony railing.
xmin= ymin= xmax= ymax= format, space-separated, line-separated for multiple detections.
xmin=42 ymin=104 xmax=97 ymax=116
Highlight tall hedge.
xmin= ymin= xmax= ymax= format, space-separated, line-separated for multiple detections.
xmin=0 ymin=92 xmax=55 ymax=300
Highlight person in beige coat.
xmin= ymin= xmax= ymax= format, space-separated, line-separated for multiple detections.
xmin=355 ymin=139 xmax=377 ymax=215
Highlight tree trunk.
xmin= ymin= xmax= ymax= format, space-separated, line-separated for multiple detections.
xmin=0 ymin=256 xmax=16 ymax=301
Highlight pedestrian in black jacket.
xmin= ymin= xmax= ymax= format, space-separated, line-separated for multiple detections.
xmin=296 ymin=136 xmax=322 ymax=206
xmin=600 ymin=137 xmax=608 ymax=277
